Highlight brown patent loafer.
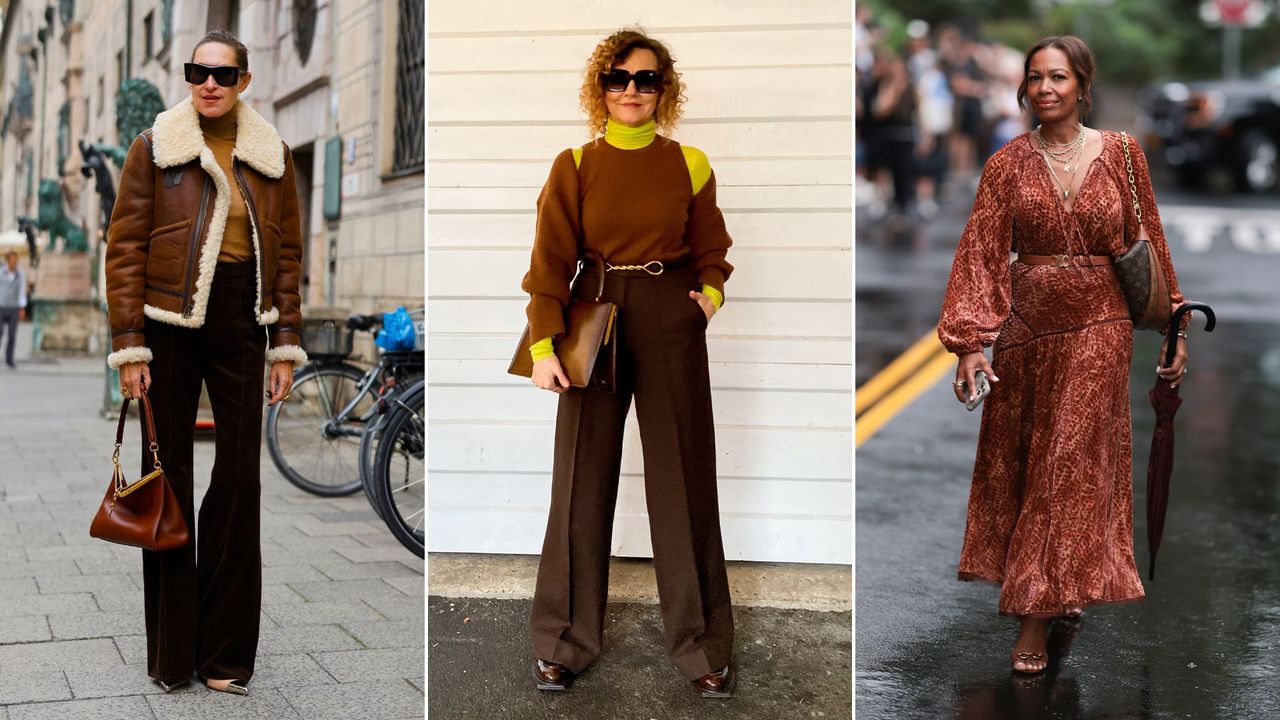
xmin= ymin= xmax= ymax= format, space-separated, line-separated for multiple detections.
xmin=532 ymin=658 xmax=572 ymax=691
xmin=693 ymin=664 xmax=735 ymax=698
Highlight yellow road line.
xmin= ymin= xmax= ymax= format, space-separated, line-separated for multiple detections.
xmin=854 ymin=328 xmax=947 ymax=416
xmin=855 ymin=348 xmax=956 ymax=448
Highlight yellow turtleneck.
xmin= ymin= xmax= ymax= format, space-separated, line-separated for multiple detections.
xmin=604 ymin=117 xmax=656 ymax=149
xmin=199 ymin=106 xmax=254 ymax=263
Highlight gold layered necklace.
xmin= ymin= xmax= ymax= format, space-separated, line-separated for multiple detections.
xmin=1034 ymin=122 xmax=1087 ymax=199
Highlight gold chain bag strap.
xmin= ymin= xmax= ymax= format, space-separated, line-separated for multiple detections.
xmin=1115 ymin=131 xmax=1173 ymax=331
xmin=89 ymin=390 xmax=191 ymax=550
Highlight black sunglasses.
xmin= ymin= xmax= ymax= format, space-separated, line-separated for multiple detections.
xmin=600 ymin=69 xmax=663 ymax=94
xmin=184 ymin=63 xmax=241 ymax=87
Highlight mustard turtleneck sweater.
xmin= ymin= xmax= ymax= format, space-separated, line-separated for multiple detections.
xmin=526 ymin=117 xmax=729 ymax=362
xmin=199 ymin=106 xmax=254 ymax=263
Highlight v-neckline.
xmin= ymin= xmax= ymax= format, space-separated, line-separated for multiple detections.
xmin=1031 ymin=129 xmax=1110 ymax=217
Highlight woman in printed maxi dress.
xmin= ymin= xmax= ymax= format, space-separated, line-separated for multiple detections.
xmin=938 ymin=36 xmax=1190 ymax=674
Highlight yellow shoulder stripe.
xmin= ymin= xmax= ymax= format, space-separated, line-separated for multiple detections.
xmin=572 ymin=147 xmax=583 ymax=169
xmin=681 ymin=145 xmax=712 ymax=194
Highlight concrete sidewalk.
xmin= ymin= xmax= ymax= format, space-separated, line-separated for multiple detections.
xmin=0 ymin=321 xmax=424 ymax=720
xmin=428 ymin=554 xmax=852 ymax=719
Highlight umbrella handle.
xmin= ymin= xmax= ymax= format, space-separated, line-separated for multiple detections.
xmin=1163 ymin=302 xmax=1216 ymax=369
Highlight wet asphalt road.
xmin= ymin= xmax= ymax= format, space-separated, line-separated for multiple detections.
xmin=855 ymin=176 xmax=1280 ymax=719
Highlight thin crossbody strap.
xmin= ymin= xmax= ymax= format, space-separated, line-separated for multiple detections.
xmin=1120 ymin=131 xmax=1144 ymax=229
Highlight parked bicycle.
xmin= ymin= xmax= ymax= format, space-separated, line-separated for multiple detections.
xmin=265 ymin=311 xmax=423 ymax=498
xmin=369 ymin=378 xmax=424 ymax=557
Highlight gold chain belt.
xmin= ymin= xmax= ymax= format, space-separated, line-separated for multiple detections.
xmin=605 ymin=260 xmax=664 ymax=275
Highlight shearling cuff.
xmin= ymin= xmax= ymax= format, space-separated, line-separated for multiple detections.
xmin=107 ymin=346 xmax=154 ymax=369
xmin=265 ymin=344 xmax=308 ymax=367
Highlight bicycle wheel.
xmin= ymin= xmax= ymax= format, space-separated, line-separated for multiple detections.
xmin=358 ymin=369 xmax=423 ymax=519
xmin=357 ymin=413 xmax=386 ymax=519
xmin=265 ymin=362 xmax=372 ymax=496
xmin=371 ymin=381 xmax=425 ymax=557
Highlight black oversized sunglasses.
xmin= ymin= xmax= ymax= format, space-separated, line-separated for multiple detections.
xmin=600 ymin=69 xmax=663 ymax=94
xmin=184 ymin=63 xmax=241 ymax=87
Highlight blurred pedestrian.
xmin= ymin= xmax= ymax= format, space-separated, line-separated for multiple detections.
xmin=987 ymin=45 xmax=1030 ymax=156
xmin=863 ymin=47 xmax=918 ymax=219
xmin=521 ymin=28 xmax=736 ymax=698
xmin=0 ymin=251 xmax=27 ymax=368
xmin=938 ymin=35 xmax=1190 ymax=675
xmin=104 ymin=30 xmax=307 ymax=695
xmin=907 ymin=20 xmax=953 ymax=219
xmin=942 ymin=30 xmax=989 ymax=178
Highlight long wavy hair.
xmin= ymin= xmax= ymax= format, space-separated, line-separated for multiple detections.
xmin=579 ymin=29 xmax=686 ymax=137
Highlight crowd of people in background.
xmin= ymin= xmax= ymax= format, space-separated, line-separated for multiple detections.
xmin=857 ymin=7 xmax=1030 ymax=226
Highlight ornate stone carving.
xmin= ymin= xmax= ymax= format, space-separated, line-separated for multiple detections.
xmin=293 ymin=0 xmax=317 ymax=66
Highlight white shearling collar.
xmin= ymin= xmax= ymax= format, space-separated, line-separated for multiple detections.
xmin=149 ymin=97 xmax=285 ymax=179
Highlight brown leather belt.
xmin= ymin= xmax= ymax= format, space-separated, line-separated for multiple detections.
xmin=1017 ymin=253 xmax=1114 ymax=268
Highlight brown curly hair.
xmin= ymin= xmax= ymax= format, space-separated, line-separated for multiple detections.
xmin=580 ymin=29 xmax=686 ymax=137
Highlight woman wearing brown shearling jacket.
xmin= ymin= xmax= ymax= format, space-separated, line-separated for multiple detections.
xmin=104 ymin=30 xmax=306 ymax=695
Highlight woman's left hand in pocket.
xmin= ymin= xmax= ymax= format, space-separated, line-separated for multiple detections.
xmin=689 ymin=290 xmax=716 ymax=323
xmin=266 ymin=361 xmax=295 ymax=405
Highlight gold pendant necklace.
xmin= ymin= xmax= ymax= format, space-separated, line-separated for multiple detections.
xmin=1036 ymin=124 xmax=1088 ymax=198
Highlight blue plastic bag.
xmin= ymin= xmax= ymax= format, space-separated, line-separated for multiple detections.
xmin=375 ymin=306 xmax=415 ymax=351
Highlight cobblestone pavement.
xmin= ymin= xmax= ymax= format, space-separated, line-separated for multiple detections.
xmin=0 ymin=323 xmax=424 ymax=720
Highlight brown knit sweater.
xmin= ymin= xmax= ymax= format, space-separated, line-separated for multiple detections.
xmin=521 ymin=136 xmax=734 ymax=341
xmin=199 ymin=109 xmax=254 ymax=263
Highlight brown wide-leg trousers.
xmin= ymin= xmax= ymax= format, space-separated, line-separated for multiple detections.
xmin=140 ymin=261 xmax=265 ymax=685
xmin=529 ymin=265 xmax=735 ymax=681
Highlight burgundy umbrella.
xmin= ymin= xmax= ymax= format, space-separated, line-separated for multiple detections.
xmin=1146 ymin=301 xmax=1215 ymax=580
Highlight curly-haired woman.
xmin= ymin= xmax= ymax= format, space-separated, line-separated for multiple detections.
xmin=522 ymin=29 xmax=736 ymax=698
xmin=105 ymin=30 xmax=307 ymax=695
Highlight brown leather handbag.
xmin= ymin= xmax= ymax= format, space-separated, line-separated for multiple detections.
xmin=508 ymin=252 xmax=618 ymax=392
xmin=89 ymin=391 xmax=191 ymax=550
xmin=1116 ymin=132 xmax=1173 ymax=331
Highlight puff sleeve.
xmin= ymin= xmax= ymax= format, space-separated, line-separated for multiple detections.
xmin=937 ymin=148 xmax=1017 ymax=356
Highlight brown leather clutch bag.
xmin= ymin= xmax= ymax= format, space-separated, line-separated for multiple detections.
xmin=89 ymin=391 xmax=191 ymax=551
xmin=509 ymin=252 xmax=618 ymax=392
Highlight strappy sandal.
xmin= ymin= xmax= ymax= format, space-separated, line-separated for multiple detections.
xmin=1012 ymin=650 xmax=1048 ymax=674
xmin=1011 ymin=617 xmax=1050 ymax=674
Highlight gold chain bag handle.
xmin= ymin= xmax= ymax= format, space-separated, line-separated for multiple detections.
xmin=1115 ymin=132 xmax=1172 ymax=331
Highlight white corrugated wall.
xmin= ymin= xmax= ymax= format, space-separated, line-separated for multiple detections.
xmin=426 ymin=1 xmax=852 ymax=564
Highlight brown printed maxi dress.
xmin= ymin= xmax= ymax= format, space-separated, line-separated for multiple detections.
xmin=938 ymin=131 xmax=1185 ymax=618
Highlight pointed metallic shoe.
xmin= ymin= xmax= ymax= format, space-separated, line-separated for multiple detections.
xmin=203 ymin=678 xmax=249 ymax=696
xmin=152 ymin=677 xmax=190 ymax=693
xmin=693 ymin=664 xmax=735 ymax=698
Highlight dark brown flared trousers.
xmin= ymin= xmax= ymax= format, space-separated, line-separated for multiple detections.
xmin=529 ymin=265 xmax=735 ymax=681
xmin=140 ymin=261 xmax=265 ymax=685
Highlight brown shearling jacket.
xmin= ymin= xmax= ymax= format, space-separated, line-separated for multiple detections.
xmin=104 ymin=97 xmax=307 ymax=369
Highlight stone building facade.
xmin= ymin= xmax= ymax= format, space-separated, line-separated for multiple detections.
xmin=0 ymin=0 xmax=423 ymax=351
